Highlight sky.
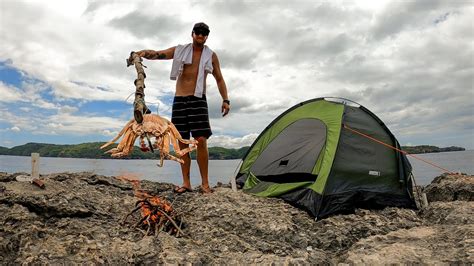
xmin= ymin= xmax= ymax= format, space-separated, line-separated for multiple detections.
xmin=0 ymin=0 xmax=473 ymax=149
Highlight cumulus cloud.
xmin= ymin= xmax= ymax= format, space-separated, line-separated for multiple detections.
xmin=0 ymin=0 xmax=472 ymax=149
xmin=370 ymin=1 xmax=468 ymax=40
xmin=10 ymin=126 xmax=21 ymax=132
xmin=109 ymin=11 xmax=185 ymax=42
xmin=208 ymin=133 xmax=259 ymax=149
xmin=44 ymin=113 xmax=127 ymax=136
xmin=0 ymin=82 xmax=24 ymax=102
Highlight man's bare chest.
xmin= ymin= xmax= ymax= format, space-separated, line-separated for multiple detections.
xmin=181 ymin=52 xmax=202 ymax=77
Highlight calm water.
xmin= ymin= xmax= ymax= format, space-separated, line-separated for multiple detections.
xmin=0 ymin=150 xmax=472 ymax=186
xmin=0 ymin=155 xmax=242 ymax=186
xmin=406 ymin=150 xmax=473 ymax=185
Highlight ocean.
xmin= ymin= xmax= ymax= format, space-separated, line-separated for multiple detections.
xmin=0 ymin=150 xmax=472 ymax=186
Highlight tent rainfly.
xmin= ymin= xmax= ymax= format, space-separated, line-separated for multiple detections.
xmin=236 ymin=97 xmax=417 ymax=218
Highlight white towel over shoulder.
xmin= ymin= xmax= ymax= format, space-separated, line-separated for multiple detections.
xmin=170 ymin=43 xmax=214 ymax=98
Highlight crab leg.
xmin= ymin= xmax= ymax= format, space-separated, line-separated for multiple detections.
xmin=165 ymin=132 xmax=187 ymax=164
xmin=101 ymin=113 xmax=199 ymax=163
xmin=100 ymin=119 xmax=134 ymax=149
xmin=164 ymin=153 xmax=185 ymax=164
xmin=168 ymin=122 xmax=198 ymax=145
xmin=109 ymin=130 xmax=138 ymax=157
xmin=157 ymin=132 xmax=171 ymax=167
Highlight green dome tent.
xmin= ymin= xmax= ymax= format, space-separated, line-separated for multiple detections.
xmin=235 ymin=97 xmax=417 ymax=218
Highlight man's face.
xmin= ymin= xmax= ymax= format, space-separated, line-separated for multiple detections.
xmin=192 ymin=28 xmax=209 ymax=44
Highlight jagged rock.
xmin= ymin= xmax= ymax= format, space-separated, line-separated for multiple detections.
xmin=0 ymin=172 xmax=20 ymax=182
xmin=424 ymin=173 xmax=474 ymax=202
xmin=0 ymin=172 xmax=473 ymax=264
xmin=421 ymin=201 xmax=474 ymax=225
xmin=344 ymin=224 xmax=474 ymax=264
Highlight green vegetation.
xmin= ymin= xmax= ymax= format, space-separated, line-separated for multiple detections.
xmin=0 ymin=143 xmax=466 ymax=159
xmin=401 ymin=145 xmax=465 ymax=154
xmin=0 ymin=146 xmax=10 ymax=154
xmin=205 ymin=146 xmax=248 ymax=160
xmin=0 ymin=142 xmax=250 ymax=160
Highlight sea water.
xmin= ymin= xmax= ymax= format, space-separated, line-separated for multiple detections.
xmin=0 ymin=150 xmax=472 ymax=186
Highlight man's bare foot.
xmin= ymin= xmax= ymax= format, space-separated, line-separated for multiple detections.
xmin=201 ymin=186 xmax=213 ymax=194
xmin=174 ymin=186 xmax=193 ymax=194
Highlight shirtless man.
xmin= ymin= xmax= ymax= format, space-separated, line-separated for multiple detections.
xmin=134 ymin=22 xmax=230 ymax=194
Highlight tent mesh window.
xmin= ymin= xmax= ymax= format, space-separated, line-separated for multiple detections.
xmin=250 ymin=118 xmax=327 ymax=183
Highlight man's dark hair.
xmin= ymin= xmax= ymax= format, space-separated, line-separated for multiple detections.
xmin=192 ymin=22 xmax=210 ymax=35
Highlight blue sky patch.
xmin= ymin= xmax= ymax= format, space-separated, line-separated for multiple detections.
xmin=0 ymin=61 xmax=22 ymax=87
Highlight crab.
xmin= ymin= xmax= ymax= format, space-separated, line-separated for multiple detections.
xmin=100 ymin=114 xmax=198 ymax=166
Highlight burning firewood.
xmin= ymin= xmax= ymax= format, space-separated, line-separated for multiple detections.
xmin=118 ymin=174 xmax=185 ymax=237
xmin=122 ymin=196 xmax=184 ymax=237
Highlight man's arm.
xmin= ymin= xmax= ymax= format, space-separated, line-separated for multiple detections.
xmin=136 ymin=47 xmax=176 ymax=60
xmin=211 ymin=52 xmax=230 ymax=117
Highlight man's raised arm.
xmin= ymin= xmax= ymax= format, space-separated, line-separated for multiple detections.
xmin=136 ymin=47 xmax=176 ymax=60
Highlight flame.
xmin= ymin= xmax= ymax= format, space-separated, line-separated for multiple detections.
xmin=117 ymin=173 xmax=145 ymax=197
xmin=117 ymin=173 xmax=174 ymax=225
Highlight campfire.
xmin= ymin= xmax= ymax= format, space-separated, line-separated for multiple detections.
xmin=118 ymin=175 xmax=184 ymax=237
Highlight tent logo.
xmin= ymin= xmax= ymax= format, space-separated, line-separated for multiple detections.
xmin=368 ymin=170 xmax=381 ymax=176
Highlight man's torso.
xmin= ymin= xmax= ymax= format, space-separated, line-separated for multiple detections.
xmin=175 ymin=49 xmax=209 ymax=96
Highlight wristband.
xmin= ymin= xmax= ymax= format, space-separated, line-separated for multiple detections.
xmin=223 ymin=99 xmax=230 ymax=105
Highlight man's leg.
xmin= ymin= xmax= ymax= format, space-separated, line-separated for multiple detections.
xmin=172 ymin=96 xmax=191 ymax=192
xmin=178 ymin=142 xmax=192 ymax=189
xmin=195 ymin=136 xmax=211 ymax=191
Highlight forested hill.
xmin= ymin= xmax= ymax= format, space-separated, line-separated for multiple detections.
xmin=0 ymin=143 xmax=466 ymax=160
xmin=0 ymin=142 xmax=249 ymax=160
xmin=400 ymin=145 xmax=465 ymax=154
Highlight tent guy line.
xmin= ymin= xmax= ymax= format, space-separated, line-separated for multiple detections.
xmin=343 ymin=124 xmax=454 ymax=174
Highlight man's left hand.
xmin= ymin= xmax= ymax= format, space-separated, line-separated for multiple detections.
xmin=222 ymin=101 xmax=230 ymax=117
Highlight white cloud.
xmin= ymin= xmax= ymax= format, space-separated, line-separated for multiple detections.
xmin=58 ymin=105 xmax=79 ymax=114
xmin=101 ymin=129 xmax=117 ymax=137
xmin=208 ymin=133 xmax=259 ymax=149
xmin=10 ymin=126 xmax=21 ymax=132
xmin=0 ymin=105 xmax=126 ymax=137
xmin=0 ymin=82 xmax=24 ymax=102
xmin=0 ymin=0 xmax=473 ymax=149
xmin=44 ymin=113 xmax=127 ymax=136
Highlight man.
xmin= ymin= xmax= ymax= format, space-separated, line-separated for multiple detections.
xmin=134 ymin=22 xmax=230 ymax=194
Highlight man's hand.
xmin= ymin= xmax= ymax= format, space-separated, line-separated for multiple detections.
xmin=222 ymin=100 xmax=230 ymax=117
xmin=127 ymin=51 xmax=143 ymax=67
xmin=126 ymin=51 xmax=136 ymax=67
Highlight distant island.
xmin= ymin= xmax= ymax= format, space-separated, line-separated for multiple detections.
xmin=0 ymin=142 xmax=466 ymax=160
xmin=401 ymin=145 xmax=465 ymax=154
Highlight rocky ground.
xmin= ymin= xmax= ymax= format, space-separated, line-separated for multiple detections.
xmin=0 ymin=172 xmax=473 ymax=264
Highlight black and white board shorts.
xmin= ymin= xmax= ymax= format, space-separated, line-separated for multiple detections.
xmin=171 ymin=95 xmax=212 ymax=139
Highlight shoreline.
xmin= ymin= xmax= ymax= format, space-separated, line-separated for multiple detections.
xmin=1 ymin=148 xmax=472 ymax=160
xmin=0 ymin=143 xmax=468 ymax=161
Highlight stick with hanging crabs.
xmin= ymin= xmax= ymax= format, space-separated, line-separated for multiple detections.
xmin=100 ymin=52 xmax=198 ymax=166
